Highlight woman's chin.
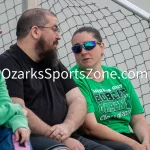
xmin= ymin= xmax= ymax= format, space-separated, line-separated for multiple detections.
xmin=81 ymin=64 xmax=93 ymax=70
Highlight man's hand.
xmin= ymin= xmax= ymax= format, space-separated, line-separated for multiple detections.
xmin=45 ymin=123 xmax=72 ymax=142
xmin=14 ymin=128 xmax=30 ymax=144
xmin=63 ymin=137 xmax=85 ymax=150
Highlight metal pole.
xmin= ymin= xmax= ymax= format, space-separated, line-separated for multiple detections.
xmin=22 ymin=0 xmax=38 ymax=13
xmin=22 ymin=0 xmax=28 ymax=13
xmin=112 ymin=0 xmax=150 ymax=22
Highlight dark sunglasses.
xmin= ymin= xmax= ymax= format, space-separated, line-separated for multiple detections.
xmin=72 ymin=41 xmax=101 ymax=54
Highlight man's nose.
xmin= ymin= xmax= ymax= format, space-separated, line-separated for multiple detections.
xmin=56 ymin=33 xmax=61 ymax=40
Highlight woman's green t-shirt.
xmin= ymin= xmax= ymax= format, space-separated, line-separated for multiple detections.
xmin=70 ymin=65 xmax=144 ymax=133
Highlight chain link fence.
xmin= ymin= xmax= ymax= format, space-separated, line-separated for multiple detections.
xmin=38 ymin=0 xmax=150 ymax=123
xmin=0 ymin=0 xmax=22 ymax=54
xmin=0 ymin=0 xmax=150 ymax=123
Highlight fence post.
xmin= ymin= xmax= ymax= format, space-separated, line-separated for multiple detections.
xmin=22 ymin=0 xmax=38 ymax=12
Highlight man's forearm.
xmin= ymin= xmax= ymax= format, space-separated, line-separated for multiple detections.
xmin=11 ymin=97 xmax=51 ymax=136
xmin=64 ymin=97 xmax=87 ymax=133
xmin=26 ymin=107 xmax=51 ymax=136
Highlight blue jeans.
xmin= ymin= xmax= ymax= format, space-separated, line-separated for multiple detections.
xmin=0 ymin=126 xmax=32 ymax=150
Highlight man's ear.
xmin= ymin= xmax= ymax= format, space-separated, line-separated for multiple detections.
xmin=30 ymin=26 xmax=41 ymax=40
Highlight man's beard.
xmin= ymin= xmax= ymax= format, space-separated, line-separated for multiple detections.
xmin=39 ymin=49 xmax=59 ymax=68
xmin=36 ymin=36 xmax=59 ymax=68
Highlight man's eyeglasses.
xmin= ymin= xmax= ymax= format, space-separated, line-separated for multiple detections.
xmin=72 ymin=41 xmax=101 ymax=54
xmin=37 ymin=26 xmax=60 ymax=33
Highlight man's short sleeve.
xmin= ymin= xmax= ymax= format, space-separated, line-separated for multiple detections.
xmin=57 ymin=62 xmax=77 ymax=94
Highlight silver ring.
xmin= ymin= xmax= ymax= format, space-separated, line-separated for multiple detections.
xmin=59 ymin=133 xmax=62 ymax=136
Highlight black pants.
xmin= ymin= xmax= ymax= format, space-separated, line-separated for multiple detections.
xmin=83 ymin=133 xmax=140 ymax=150
xmin=30 ymin=134 xmax=113 ymax=150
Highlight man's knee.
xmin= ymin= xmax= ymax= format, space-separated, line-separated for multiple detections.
xmin=30 ymin=135 xmax=68 ymax=150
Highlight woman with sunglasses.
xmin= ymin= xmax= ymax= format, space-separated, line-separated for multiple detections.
xmin=70 ymin=26 xmax=150 ymax=150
